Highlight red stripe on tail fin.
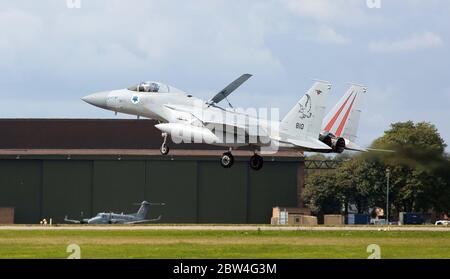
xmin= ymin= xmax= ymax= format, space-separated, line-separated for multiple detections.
xmin=324 ymin=91 xmax=353 ymax=132
xmin=335 ymin=94 xmax=357 ymax=137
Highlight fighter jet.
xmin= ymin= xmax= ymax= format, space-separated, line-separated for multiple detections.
xmin=83 ymin=75 xmax=335 ymax=170
xmin=64 ymin=201 xmax=164 ymax=224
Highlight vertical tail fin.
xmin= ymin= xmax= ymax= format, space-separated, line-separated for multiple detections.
xmin=322 ymin=84 xmax=366 ymax=142
xmin=135 ymin=201 xmax=150 ymax=219
xmin=281 ymin=81 xmax=332 ymax=141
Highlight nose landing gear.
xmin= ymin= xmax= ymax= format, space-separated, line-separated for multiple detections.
xmin=160 ymin=133 xmax=169 ymax=155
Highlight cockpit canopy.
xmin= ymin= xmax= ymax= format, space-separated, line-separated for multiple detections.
xmin=127 ymin=81 xmax=183 ymax=93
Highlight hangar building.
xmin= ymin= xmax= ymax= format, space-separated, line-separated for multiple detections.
xmin=0 ymin=119 xmax=305 ymax=224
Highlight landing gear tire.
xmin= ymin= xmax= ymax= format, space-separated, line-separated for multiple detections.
xmin=160 ymin=133 xmax=169 ymax=155
xmin=249 ymin=154 xmax=264 ymax=171
xmin=220 ymin=152 xmax=234 ymax=168
xmin=160 ymin=144 xmax=169 ymax=155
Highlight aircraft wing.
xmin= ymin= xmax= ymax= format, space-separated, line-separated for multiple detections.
xmin=207 ymin=74 xmax=252 ymax=105
xmin=163 ymin=104 xmax=270 ymax=139
xmin=64 ymin=215 xmax=81 ymax=224
xmin=164 ymin=104 xmax=247 ymax=132
xmin=125 ymin=215 xmax=162 ymax=224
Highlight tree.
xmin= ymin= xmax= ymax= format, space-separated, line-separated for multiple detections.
xmin=304 ymin=121 xmax=450 ymax=218
xmin=303 ymin=171 xmax=342 ymax=215
xmin=372 ymin=121 xmax=446 ymax=155
xmin=336 ymin=158 xmax=386 ymax=214
xmin=371 ymin=121 xmax=449 ymax=214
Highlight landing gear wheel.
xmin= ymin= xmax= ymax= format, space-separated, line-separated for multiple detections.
xmin=160 ymin=133 xmax=169 ymax=155
xmin=249 ymin=154 xmax=264 ymax=171
xmin=220 ymin=152 xmax=234 ymax=168
xmin=160 ymin=144 xmax=169 ymax=155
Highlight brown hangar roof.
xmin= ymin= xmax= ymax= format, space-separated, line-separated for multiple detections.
xmin=0 ymin=119 xmax=304 ymax=158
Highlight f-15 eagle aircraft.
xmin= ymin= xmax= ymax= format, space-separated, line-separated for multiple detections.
xmin=83 ymin=75 xmax=338 ymax=170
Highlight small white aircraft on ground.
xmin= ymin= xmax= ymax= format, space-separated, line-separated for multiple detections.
xmin=83 ymin=75 xmax=367 ymax=170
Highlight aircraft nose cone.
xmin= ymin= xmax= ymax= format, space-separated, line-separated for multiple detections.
xmin=82 ymin=91 xmax=109 ymax=108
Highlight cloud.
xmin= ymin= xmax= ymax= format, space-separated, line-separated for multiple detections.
xmin=282 ymin=0 xmax=378 ymax=25
xmin=0 ymin=1 xmax=287 ymax=98
xmin=0 ymin=8 xmax=43 ymax=47
xmin=284 ymin=0 xmax=341 ymax=21
xmin=369 ymin=32 xmax=443 ymax=53
xmin=316 ymin=26 xmax=350 ymax=45
xmin=0 ymin=0 xmax=449 ymax=150
xmin=0 ymin=8 xmax=44 ymax=70
xmin=445 ymin=87 xmax=450 ymax=101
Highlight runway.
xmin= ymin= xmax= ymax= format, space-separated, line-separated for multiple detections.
xmin=0 ymin=225 xmax=449 ymax=232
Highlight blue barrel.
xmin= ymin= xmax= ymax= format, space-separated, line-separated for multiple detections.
xmin=354 ymin=214 xmax=370 ymax=225
xmin=348 ymin=214 xmax=369 ymax=224
xmin=404 ymin=213 xmax=424 ymax=224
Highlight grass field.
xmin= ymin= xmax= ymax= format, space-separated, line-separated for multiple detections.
xmin=0 ymin=229 xmax=449 ymax=259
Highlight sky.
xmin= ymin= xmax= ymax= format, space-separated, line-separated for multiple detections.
xmin=0 ymin=0 xmax=449 ymax=149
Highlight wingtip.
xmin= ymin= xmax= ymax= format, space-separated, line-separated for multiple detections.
xmin=346 ymin=82 xmax=368 ymax=92
xmin=312 ymin=78 xmax=331 ymax=84
xmin=312 ymin=79 xmax=332 ymax=90
xmin=346 ymin=82 xmax=365 ymax=87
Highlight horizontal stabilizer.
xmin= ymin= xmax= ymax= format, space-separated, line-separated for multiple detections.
xmin=345 ymin=140 xmax=367 ymax=152
xmin=286 ymin=138 xmax=332 ymax=151
xmin=367 ymin=148 xmax=396 ymax=153
xmin=344 ymin=141 xmax=395 ymax=153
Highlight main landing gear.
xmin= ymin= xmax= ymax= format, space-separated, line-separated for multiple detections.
xmin=220 ymin=150 xmax=264 ymax=171
xmin=159 ymin=135 xmax=264 ymax=171
xmin=160 ymin=133 xmax=169 ymax=155
xmin=249 ymin=153 xmax=264 ymax=171
xmin=220 ymin=152 xmax=234 ymax=168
